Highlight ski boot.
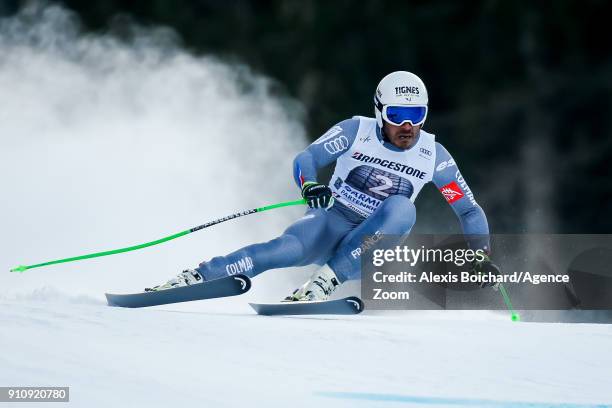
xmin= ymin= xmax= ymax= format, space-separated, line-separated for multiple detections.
xmin=284 ymin=265 xmax=340 ymax=302
xmin=145 ymin=269 xmax=204 ymax=292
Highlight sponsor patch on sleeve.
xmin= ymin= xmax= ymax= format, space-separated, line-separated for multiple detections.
xmin=439 ymin=181 xmax=464 ymax=204
xmin=436 ymin=158 xmax=456 ymax=172
xmin=313 ymin=125 xmax=342 ymax=144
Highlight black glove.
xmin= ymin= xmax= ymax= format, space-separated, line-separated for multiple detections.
xmin=470 ymin=253 xmax=502 ymax=288
xmin=301 ymin=182 xmax=334 ymax=209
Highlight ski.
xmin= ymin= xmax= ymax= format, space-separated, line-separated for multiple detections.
xmin=249 ymin=296 xmax=364 ymax=316
xmin=105 ymin=274 xmax=251 ymax=308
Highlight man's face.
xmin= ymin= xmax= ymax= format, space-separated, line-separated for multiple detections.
xmin=383 ymin=121 xmax=421 ymax=150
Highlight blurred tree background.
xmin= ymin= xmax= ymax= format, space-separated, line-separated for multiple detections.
xmin=3 ymin=0 xmax=611 ymax=233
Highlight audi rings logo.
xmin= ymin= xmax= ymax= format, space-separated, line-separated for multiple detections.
xmin=324 ymin=136 xmax=349 ymax=154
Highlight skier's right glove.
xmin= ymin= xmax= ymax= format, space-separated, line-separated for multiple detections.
xmin=301 ymin=181 xmax=334 ymax=210
xmin=469 ymin=253 xmax=502 ymax=289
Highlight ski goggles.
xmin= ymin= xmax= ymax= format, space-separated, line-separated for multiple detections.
xmin=382 ymin=105 xmax=428 ymax=126
xmin=375 ymin=96 xmax=428 ymax=126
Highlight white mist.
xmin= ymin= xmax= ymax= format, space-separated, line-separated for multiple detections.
xmin=0 ymin=4 xmax=310 ymax=305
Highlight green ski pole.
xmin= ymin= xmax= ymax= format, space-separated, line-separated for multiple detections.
xmin=497 ymin=283 xmax=520 ymax=322
xmin=10 ymin=199 xmax=307 ymax=273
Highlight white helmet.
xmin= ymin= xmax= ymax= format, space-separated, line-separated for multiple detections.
xmin=374 ymin=71 xmax=429 ymax=128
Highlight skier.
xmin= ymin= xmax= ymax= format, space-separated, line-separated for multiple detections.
xmin=148 ymin=71 xmax=496 ymax=301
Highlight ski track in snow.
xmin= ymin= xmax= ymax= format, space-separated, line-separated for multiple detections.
xmin=1 ymin=297 xmax=611 ymax=408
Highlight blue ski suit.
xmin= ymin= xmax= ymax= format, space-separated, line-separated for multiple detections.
xmin=197 ymin=117 xmax=489 ymax=282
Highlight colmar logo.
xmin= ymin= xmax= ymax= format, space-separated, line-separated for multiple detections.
xmin=226 ymin=256 xmax=254 ymax=275
xmin=439 ymin=181 xmax=464 ymax=204
xmin=455 ymin=171 xmax=477 ymax=206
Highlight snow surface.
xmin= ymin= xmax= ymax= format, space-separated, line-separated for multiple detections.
xmin=1 ymin=288 xmax=612 ymax=408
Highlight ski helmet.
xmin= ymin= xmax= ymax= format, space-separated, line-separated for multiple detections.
xmin=374 ymin=71 xmax=429 ymax=128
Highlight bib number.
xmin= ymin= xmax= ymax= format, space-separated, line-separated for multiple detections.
xmin=345 ymin=165 xmax=414 ymax=201
xmin=368 ymin=174 xmax=393 ymax=198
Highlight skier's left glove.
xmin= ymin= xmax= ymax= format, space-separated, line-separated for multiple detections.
xmin=469 ymin=253 xmax=502 ymax=289
xmin=302 ymin=181 xmax=334 ymax=210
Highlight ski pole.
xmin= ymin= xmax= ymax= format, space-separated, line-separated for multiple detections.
xmin=10 ymin=198 xmax=307 ymax=273
xmin=497 ymin=283 xmax=520 ymax=322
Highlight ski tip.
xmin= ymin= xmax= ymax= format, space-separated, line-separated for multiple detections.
xmin=345 ymin=296 xmax=365 ymax=314
xmin=105 ymin=294 xmax=117 ymax=307
xmin=248 ymin=302 xmax=265 ymax=315
xmin=104 ymin=293 xmax=125 ymax=308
